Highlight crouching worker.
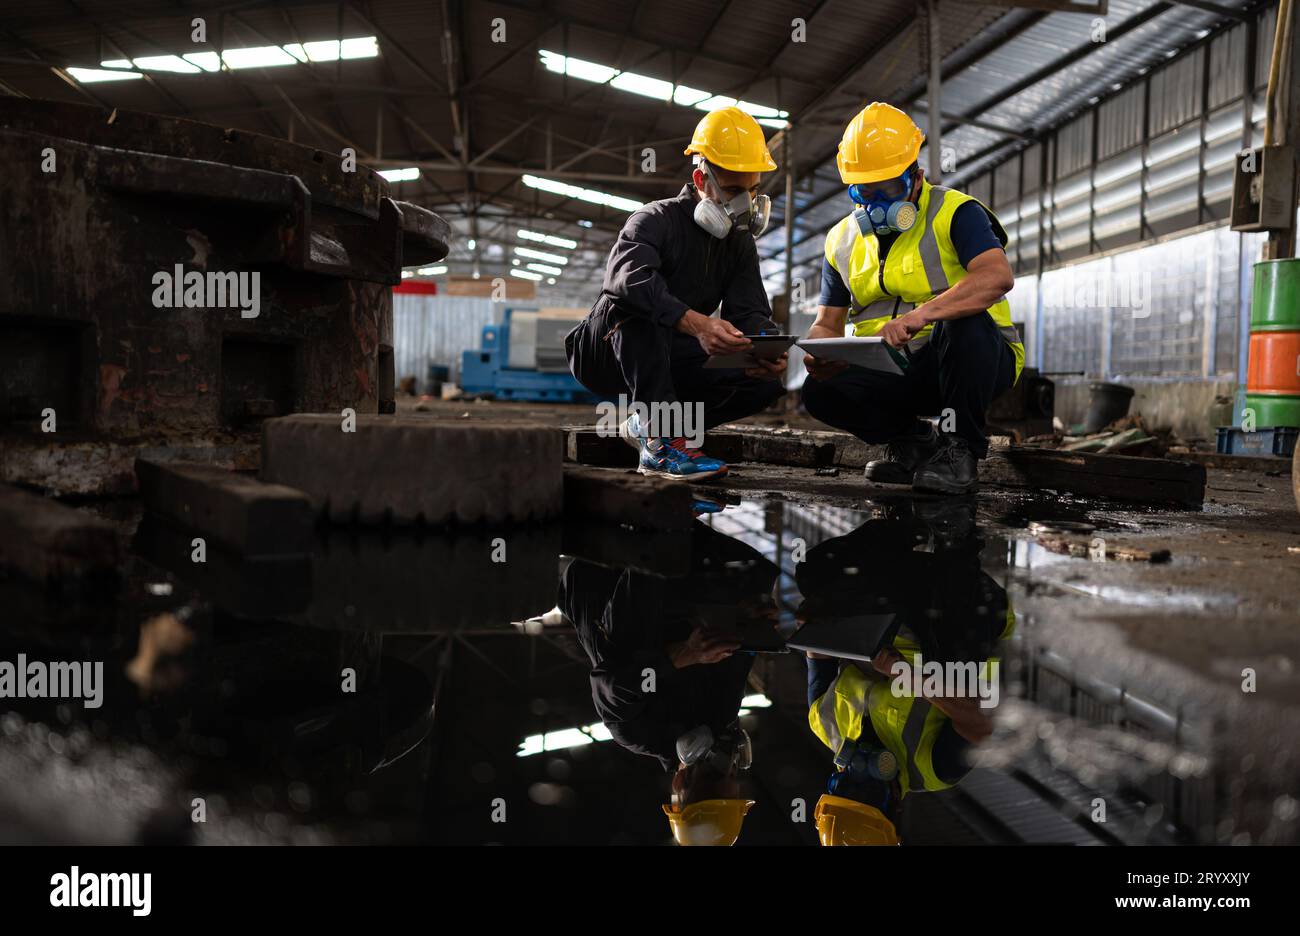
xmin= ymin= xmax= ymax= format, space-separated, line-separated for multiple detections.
xmin=565 ymin=106 xmax=787 ymax=482
xmin=801 ymin=103 xmax=1024 ymax=494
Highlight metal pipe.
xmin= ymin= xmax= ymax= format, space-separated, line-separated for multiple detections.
xmin=927 ymin=0 xmax=942 ymax=181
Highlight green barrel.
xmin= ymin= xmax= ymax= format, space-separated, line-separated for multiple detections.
xmin=1251 ymin=259 xmax=1300 ymax=331
xmin=1246 ymin=393 xmax=1300 ymax=428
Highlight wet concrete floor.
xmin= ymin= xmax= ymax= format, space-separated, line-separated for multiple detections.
xmin=2 ymin=440 xmax=1297 ymax=844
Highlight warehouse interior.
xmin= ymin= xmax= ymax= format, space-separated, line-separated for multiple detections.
xmin=1 ymin=0 xmax=1299 ymax=851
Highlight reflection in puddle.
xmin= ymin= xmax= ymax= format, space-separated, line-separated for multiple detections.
xmin=0 ymin=493 xmax=1268 ymax=844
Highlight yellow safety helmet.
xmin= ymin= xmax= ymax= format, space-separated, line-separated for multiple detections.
xmin=684 ymin=107 xmax=777 ymax=173
xmin=662 ymin=798 xmax=755 ymax=846
xmin=813 ymin=795 xmax=900 ymax=846
xmin=836 ymin=102 xmax=925 ymax=185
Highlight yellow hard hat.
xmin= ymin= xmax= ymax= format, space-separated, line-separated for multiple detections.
xmin=684 ymin=107 xmax=777 ymax=173
xmin=813 ymin=795 xmax=900 ymax=846
xmin=836 ymin=102 xmax=925 ymax=185
xmin=662 ymin=798 xmax=755 ymax=846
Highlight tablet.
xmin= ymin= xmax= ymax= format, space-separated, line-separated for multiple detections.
xmin=704 ymin=334 xmax=797 ymax=369
xmin=786 ymin=613 xmax=899 ymax=663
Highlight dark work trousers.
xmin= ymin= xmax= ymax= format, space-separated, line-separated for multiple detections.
xmin=565 ymin=300 xmax=786 ymax=432
xmin=801 ymin=312 xmax=1016 ymax=458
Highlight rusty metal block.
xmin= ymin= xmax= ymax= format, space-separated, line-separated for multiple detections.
xmin=0 ymin=99 xmax=451 ymax=495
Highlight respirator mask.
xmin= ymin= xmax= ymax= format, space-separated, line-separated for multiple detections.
xmin=832 ymin=738 xmax=899 ymax=785
xmin=694 ymin=161 xmax=771 ymax=240
xmin=850 ymin=168 xmax=917 ymax=237
xmin=676 ymin=725 xmax=753 ymax=774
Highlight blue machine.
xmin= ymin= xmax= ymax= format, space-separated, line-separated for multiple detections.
xmin=459 ymin=307 xmax=597 ymax=403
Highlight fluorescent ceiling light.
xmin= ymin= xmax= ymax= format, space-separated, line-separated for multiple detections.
xmin=222 ymin=45 xmax=299 ymax=69
xmin=538 ymin=49 xmax=789 ymax=128
xmin=517 ymin=722 xmax=613 ymax=757
xmin=466 ymin=238 xmax=477 ymax=250
xmin=510 ymin=269 xmax=543 ymax=282
xmin=415 ymin=265 xmax=446 ymax=276
xmin=82 ymin=35 xmax=378 ymax=83
xmin=131 ymin=54 xmax=200 ymax=73
xmin=526 ymin=263 xmax=563 ymax=276
xmin=378 ymin=167 xmax=420 ymax=182
xmin=67 ymin=67 xmax=144 ymax=83
xmin=521 ymin=174 xmax=643 ymax=213
xmin=539 ymin=49 xmax=615 ymax=83
xmin=515 ymin=245 xmax=569 ymax=265
xmin=518 ymin=228 xmax=578 ymax=249
xmin=183 ymin=52 xmax=223 ymax=72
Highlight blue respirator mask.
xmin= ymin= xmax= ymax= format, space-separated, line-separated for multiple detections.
xmin=849 ymin=169 xmax=918 ymax=237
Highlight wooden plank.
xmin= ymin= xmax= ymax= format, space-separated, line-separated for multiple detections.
xmin=1176 ymin=450 xmax=1292 ymax=473
xmin=985 ymin=447 xmax=1206 ymax=508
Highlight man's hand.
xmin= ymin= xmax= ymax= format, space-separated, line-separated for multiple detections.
xmin=675 ymin=309 xmax=752 ymax=356
xmin=667 ymin=626 xmax=742 ymax=668
xmin=745 ymin=352 xmax=787 ymax=380
xmin=802 ymin=321 xmax=848 ymax=380
xmin=878 ymin=308 xmax=928 ymax=349
xmin=871 ymin=647 xmax=903 ymax=677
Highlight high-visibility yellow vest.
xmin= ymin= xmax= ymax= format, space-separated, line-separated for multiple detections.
xmin=823 ymin=180 xmax=1025 ymax=381
xmin=807 ymin=605 xmax=1016 ymax=797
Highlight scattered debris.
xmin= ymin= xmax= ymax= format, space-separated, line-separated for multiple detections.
xmin=1033 ymin=533 xmax=1172 ymax=563
xmin=815 ymin=467 xmax=840 ymax=477
xmin=1027 ymin=520 xmax=1096 ymax=536
xmin=1031 ymin=415 xmax=1186 ymax=458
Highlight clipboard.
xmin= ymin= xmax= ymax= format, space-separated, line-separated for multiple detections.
xmin=797 ymin=336 xmax=910 ymax=375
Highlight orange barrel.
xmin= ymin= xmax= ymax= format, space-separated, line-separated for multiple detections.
xmin=1246 ymin=332 xmax=1300 ymax=394
xmin=1247 ymin=260 xmax=1300 ymax=427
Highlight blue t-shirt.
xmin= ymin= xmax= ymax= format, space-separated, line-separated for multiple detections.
xmin=819 ymin=200 xmax=1003 ymax=307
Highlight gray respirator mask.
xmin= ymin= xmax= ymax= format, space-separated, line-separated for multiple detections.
xmin=676 ymin=725 xmax=753 ymax=774
xmin=694 ymin=162 xmax=771 ymax=240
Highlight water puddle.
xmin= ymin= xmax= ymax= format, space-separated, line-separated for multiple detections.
xmin=0 ymin=493 xmax=1286 ymax=844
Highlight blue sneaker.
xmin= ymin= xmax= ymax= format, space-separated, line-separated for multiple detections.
xmin=637 ymin=435 xmax=729 ymax=482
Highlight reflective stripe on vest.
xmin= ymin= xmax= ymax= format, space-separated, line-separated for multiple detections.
xmin=807 ymin=663 xmax=952 ymax=796
xmin=824 ymin=181 xmax=1025 ymax=380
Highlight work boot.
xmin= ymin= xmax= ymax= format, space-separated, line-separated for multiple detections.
xmin=637 ymin=436 xmax=729 ymax=482
xmin=864 ymin=425 xmax=941 ymax=485
xmin=912 ymin=434 xmax=978 ymax=495
xmin=914 ymin=498 xmax=977 ymax=546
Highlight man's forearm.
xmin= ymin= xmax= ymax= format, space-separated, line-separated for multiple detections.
xmin=916 ymin=272 xmax=1009 ymax=324
xmin=674 ymin=309 xmax=708 ymax=335
xmin=807 ymin=305 xmax=848 ymax=338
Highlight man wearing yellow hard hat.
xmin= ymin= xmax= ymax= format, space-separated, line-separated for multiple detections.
xmin=565 ymin=107 xmax=786 ymax=482
xmin=799 ymin=502 xmax=1013 ymax=845
xmin=801 ymin=103 xmax=1024 ymax=495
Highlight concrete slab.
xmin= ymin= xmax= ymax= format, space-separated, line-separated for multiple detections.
xmin=0 ymin=483 xmax=119 ymax=586
xmin=563 ymin=465 xmax=695 ymax=531
xmin=261 ymin=414 xmax=563 ymax=525
xmin=135 ymin=458 xmax=313 ymax=555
